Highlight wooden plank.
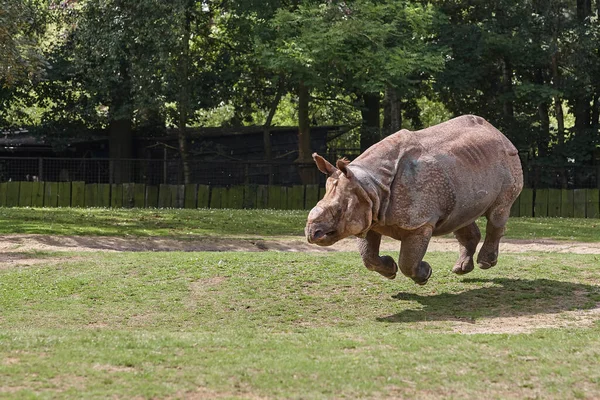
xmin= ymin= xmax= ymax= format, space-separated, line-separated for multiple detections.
xmin=133 ymin=184 xmax=146 ymax=208
xmin=85 ymin=184 xmax=98 ymax=207
xmin=71 ymin=181 xmax=85 ymax=208
xmin=560 ymin=189 xmax=574 ymax=218
xmin=168 ymin=185 xmax=180 ymax=208
xmin=0 ymin=182 xmax=7 ymax=207
xmin=197 ymin=185 xmax=210 ymax=208
xmin=44 ymin=182 xmax=59 ymax=207
xmin=509 ymin=193 xmax=520 ymax=217
xmin=519 ymin=188 xmax=533 ymax=217
xmin=547 ymin=189 xmax=561 ymax=217
xmin=256 ymin=185 xmax=268 ymax=209
xmin=534 ymin=188 xmax=548 ymax=217
xmin=97 ymin=184 xmax=111 ymax=208
xmin=110 ymin=184 xmax=123 ymax=208
xmin=280 ymin=186 xmax=289 ymax=210
xmin=32 ymin=181 xmax=44 ymax=207
xmin=243 ymin=185 xmax=257 ymax=209
xmin=289 ymin=185 xmax=305 ymax=210
xmin=145 ymin=185 xmax=159 ymax=208
xmin=267 ymin=186 xmax=280 ymax=209
xmin=6 ymin=181 xmax=20 ymax=207
xmin=304 ymin=184 xmax=320 ymax=210
xmin=158 ymin=184 xmax=171 ymax=208
xmin=122 ymin=183 xmax=135 ymax=208
xmin=172 ymin=185 xmax=185 ymax=208
xmin=58 ymin=182 xmax=71 ymax=207
xmin=573 ymin=189 xmax=587 ymax=218
xmin=210 ymin=187 xmax=225 ymax=209
xmin=227 ymin=186 xmax=244 ymax=209
xmin=184 ymin=184 xmax=198 ymax=209
xmin=18 ymin=181 xmax=33 ymax=207
xmin=586 ymin=189 xmax=600 ymax=218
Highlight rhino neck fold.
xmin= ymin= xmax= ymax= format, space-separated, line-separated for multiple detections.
xmin=349 ymin=132 xmax=424 ymax=227
xmin=347 ymin=166 xmax=390 ymax=226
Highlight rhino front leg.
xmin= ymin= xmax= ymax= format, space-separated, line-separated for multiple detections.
xmin=399 ymin=225 xmax=433 ymax=285
xmin=452 ymin=222 xmax=481 ymax=275
xmin=357 ymin=231 xmax=398 ymax=279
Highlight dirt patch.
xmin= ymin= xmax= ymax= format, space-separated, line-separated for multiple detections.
xmin=450 ymin=305 xmax=600 ymax=334
xmin=0 ymin=234 xmax=599 ymax=254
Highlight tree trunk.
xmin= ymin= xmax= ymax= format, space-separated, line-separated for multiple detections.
xmin=383 ymin=86 xmax=401 ymax=136
xmin=297 ymin=81 xmax=311 ymax=163
xmin=177 ymin=3 xmax=192 ymax=184
xmin=535 ymin=69 xmax=550 ymax=158
xmin=297 ymin=81 xmax=316 ymax=184
xmin=109 ymin=59 xmax=133 ymax=184
xmin=502 ymin=57 xmax=514 ymax=118
xmin=551 ymin=53 xmax=568 ymax=188
xmin=538 ymin=102 xmax=550 ymax=158
xmin=577 ymin=0 xmax=592 ymax=20
xmin=109 ymin=117 xmax=133 ymax=184
xmin=263 ymin=75 xmax=285 ymax=184
xmin=592 ymin=91 xmax=599 ymax=129
xmin=360 ymin=93 xmax=381 ymax=152
xmin=551 ymin=53 xmax=565 ymax=144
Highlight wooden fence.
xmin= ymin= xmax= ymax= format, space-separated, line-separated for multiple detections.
xmin=0 ymin=181 xmax=323 ymax=210
xmin=0 ymin=181 xmax=599 ymax=218
xmin=510 ymin=188 xmax=599 ymax=218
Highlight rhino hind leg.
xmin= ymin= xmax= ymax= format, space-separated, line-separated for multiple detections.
xmin=477 ymin=205 xmax=510 ymax=269
xmin=357 ymin=231 xmax=398 ymax=279
xmin=398 ymin=225 xmax=433 ymax=285
xmin=452 ymin=222 xmax=481 ymax=275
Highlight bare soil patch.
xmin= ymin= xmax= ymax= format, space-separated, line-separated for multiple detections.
xmin=0 ymin=233 xmax=599 ymax=254
xmin=450 ymin=306 xmax=600 ymax=334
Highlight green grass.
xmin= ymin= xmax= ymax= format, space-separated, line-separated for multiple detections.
xmin=0 ymin=207 xmax=598 ymax=241
xmin=1 ymin=250 xmax=599 ymax=398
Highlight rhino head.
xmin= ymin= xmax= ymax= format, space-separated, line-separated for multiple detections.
xmin=305 ymin=153 xmax=373 ymax=246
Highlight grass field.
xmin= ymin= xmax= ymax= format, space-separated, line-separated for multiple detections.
xmin=0 ymin=207 xmax=597 ymax=241
xmin=0 ymin=208 xmax=599 ymax=399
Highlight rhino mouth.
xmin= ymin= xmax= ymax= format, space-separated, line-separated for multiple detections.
xmin=313 ymin=229 xmax=336 ymax=241
xmin=307 ymin=227 xmax=338 ymax=245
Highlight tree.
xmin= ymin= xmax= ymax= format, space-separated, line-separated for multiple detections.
xmin=0 ymin=0 xmax=47 ymax=128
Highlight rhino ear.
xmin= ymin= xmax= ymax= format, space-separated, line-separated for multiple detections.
xmin=336 ymin=158 xmax=353 ymax=178
xmin=313 ymin=153 xmax=337 ymax=175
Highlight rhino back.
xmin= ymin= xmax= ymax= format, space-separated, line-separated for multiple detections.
xmin=351 ymin=115 xmax=522 ymax=235
xmin=410 ymin=115 xmax=522 ymax=233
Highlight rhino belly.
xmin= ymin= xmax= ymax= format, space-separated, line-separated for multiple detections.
xmin=431 ymin=171 xmax=505 ymax=236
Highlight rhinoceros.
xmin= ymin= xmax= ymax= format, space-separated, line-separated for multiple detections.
xmin=305 ymin=115 xmax=523 ymax=285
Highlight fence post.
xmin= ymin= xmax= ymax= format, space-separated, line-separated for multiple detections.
xmin=109 ymin=159 xmax=114 ymax=185
xmin=38 ymin=158 xmax=43 ymax=181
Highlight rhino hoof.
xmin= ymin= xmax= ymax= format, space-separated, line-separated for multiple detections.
xmin=378 ymin=256 xmax=398 ymax=280
xmin=478 ymin=260 xmax=497 ymax=270
xmin=452 ymin=259 xmax=474 ymax=275
xmin=413 ymin=262 xmax=432 ymax=285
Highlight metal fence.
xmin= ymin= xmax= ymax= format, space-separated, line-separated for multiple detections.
xmin=0 ymin=157 xmax=326 ymax=186
xmin=0 ymin=157 xmax=598 ymax=189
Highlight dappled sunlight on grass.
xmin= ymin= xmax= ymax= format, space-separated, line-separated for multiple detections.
xmin=0 ymin=208 xmax=597 ymax=243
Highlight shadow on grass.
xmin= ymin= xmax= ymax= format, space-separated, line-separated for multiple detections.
xmin=378 ymin=278 xmax=600 ymax=323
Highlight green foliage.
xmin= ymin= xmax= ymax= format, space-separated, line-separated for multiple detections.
xmin=0 ymin=0 xmax=598 ymax=166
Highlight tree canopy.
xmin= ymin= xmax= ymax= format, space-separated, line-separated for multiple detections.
xmin=0 ymin=0 xmax=599 ymax=172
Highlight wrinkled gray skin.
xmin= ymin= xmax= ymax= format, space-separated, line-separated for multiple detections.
xmin=305 ymin=115 xmax=523 ymax=285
